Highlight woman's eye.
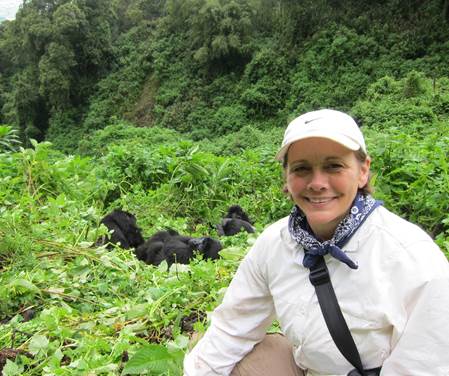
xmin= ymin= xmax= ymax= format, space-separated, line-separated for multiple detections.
xmin=291 ymin=166 xmax=309 ymax=173
xmin=326 ymin=164 xmax=343 ymax=171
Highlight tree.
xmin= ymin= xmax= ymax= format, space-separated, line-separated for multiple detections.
xmin=190 ymin=0 xmax=254 ymax=71
xmin=13 ymin=66 xmax=48 ymax=142
xmin=240 ymin=46 xmax=290 ymax=116
xmin=38 ymin=42 xmax=76 ymax=110
xmin=52 ymin=2 xmax=87 ymax=44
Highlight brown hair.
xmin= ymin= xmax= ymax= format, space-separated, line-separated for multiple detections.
xmin=354 ymin=148 xmax=373 ymax=195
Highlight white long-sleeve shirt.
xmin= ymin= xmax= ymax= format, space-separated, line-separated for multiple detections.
xmin=184 ymin=206 xmax=449 ymax=375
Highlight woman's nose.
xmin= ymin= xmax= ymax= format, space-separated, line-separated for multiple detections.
xmin=307 ymin=170 xmax=328 ymax=191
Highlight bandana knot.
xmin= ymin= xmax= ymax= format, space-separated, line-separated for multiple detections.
xmin=288 ymin=193 xmax=382 ymax=270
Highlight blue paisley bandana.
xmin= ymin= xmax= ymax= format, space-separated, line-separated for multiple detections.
xmin=288 ymin=193 xmax=382 ymax=269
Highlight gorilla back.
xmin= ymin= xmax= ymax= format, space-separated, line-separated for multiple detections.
xmin=134 ymin=229 xmax=179 ymax=264
xmin=217 ymin=218 xmax=255 ymax=236
xmin=217 ymin=205 xmax=255 ymax=236
xmin=135 ymin=230 xmax=222 ymax=267
xmin=97 ymin=209 xmax=144 ymax=249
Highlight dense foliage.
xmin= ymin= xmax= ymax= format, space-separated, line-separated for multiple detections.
xmin=1 ymin=0 xmax=449 ymax=374
xmin=1 ymin=0 xmax=449 ymax=150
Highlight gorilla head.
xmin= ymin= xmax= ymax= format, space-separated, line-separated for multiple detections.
xmin=225 ymin=205 xmax=252 ymax=224
xmin=97 ymin=209 xmax=144 ymax=249
xmin=217 ymin=205 xmax=255 ymax=236
xmin=188 ymin=237 xmax=222 ymax=260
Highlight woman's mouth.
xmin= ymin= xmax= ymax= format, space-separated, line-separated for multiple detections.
xmin=305 ymin=197 xmax=335 ymax=204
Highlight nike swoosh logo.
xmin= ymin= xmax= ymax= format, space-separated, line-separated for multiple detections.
xmin=304 ymin=117 xmax=322 ymax=124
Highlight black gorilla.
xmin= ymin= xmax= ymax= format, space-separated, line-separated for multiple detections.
xmin=188 ymin=236 xmax=223 ymax=260
xmin=225 ymin=205 xmax=252 ymax=223
xmin=134 ymin=229 xmax=179 ymax=265
xmin=135 ymin=229 xmax=222 ymax=267
xmin=217 ymin=205 xmax=255 ymax=236
xmin=217 ymin=218 xmax=255 ymax=236
xmin=96 ymin=209 xmax=144 ymax=249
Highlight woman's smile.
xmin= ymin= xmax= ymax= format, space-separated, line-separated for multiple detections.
xmin=304 ymin=196 xmax=337 ymax=204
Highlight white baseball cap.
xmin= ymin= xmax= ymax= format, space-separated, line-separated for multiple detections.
xmin=275 ymin=109 xmax=366 ymax=161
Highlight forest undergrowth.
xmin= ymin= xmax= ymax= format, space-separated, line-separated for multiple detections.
xmin=1 ymin=73 xmax=449 ymax=375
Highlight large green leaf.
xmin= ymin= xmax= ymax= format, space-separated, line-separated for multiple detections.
xmin=122 ymin=344 xmax=183 ymax=375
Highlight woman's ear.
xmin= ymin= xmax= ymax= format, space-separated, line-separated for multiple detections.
xmin=282 ymin=184 xmax=293 ymax=200
xmin=358 ymin=157 xmax=371 ymax=188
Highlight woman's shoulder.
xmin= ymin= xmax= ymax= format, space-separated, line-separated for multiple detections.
xmin=246 ymin=216 xmax=295 ymax=260
xmin=360 ymin=206 xmax=448 ymax=273
xmin=259 ymin=216 xmax=289 ymax=237
xmin=254 ymin=216 xmax=296 ymax=250
xmin=368 ymin=206 xmax=434 ymax=244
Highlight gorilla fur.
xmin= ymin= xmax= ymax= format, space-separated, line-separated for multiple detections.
xmin=217 ymin=205 xmax=255 ymax=236
xmin=225 ymin=205 xmax=252 ymax=224
xmin=135 ymin=229 xmax=222 ymax=267
xmin=96 ymin=209 xmax=144 ymax=249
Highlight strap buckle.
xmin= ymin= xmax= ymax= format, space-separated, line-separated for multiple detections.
xmin=309 ymin=261 xmax=330 ymax=286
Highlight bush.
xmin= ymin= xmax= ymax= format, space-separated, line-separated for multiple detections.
xmin=240 ymin=46 xmax=290 ymax=117
xmin=45 ymin=109 xmax=82 ymax=153
xmin=209 ymin=105 xmax=248 ymax=136
xmin=352 ymin=72 xmax=444 ymax=130
xmin=201 ymin=124 xmax=284 ymax=156
xmin=353 ymin=73 xmax=449 ymax=237
xmin=287 ymin=24 xmax=383 ymax=113
xmin=77 ymin=121 xmax=186 ymax=157
xmin=95 ymin=137 xmax=288 ymax=227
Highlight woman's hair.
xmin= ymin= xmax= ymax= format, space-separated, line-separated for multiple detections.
xmin=354 ymin=148 xmax=373 ymax=195
xmin=282 ymin=148 xmax=373 ymax=195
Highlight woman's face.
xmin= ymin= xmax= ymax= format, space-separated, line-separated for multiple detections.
xmin=285 ymin=137 xmax=370 ymax=240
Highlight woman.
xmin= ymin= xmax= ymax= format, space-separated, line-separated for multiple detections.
xmin=184 ymin=109 xmax=449 ymax=375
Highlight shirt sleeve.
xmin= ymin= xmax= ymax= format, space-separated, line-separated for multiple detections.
xmin=380 ymin=277 xmax=449 ymax=375
xmin=183 ymin=241 xmax=276 ymax=376
xmin=380 ymin=237 xmax=449 ymax=376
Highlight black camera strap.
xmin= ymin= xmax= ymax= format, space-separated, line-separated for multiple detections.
xmin=309 ymin=256 xmax=365 ymax=374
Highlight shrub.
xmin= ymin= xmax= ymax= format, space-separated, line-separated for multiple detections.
xmin=353 ymin=73 xmax=449 ymax=238
xmin=77 ymin=122 xmax=185 ymax=157
xmin=201 ymin=124 xmax=284 ymax=156
xmin=209 ymin=105 xmax=248 ymax=136
xmin=240 ymin=46 xmax=290 ymax=117
xmin=287 ymin=24 xmax=382 ymax=113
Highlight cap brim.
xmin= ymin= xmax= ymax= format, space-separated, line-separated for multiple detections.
xmin=275 ymin=133 xmax=360 ymax=161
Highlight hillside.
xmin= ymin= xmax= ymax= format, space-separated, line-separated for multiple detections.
xmin=0 ymin=0 xmax=448 ymax=152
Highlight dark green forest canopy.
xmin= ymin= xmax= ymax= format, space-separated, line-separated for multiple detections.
xmin=0 ymin=0 xmax=449 ymax=149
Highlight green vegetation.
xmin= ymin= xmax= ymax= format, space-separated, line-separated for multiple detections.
xmin=0 ymin=0 xmax=449 ymax=374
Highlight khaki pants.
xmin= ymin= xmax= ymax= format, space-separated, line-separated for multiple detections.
xmin=230 ymin=334 xmax=305 ymax=376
